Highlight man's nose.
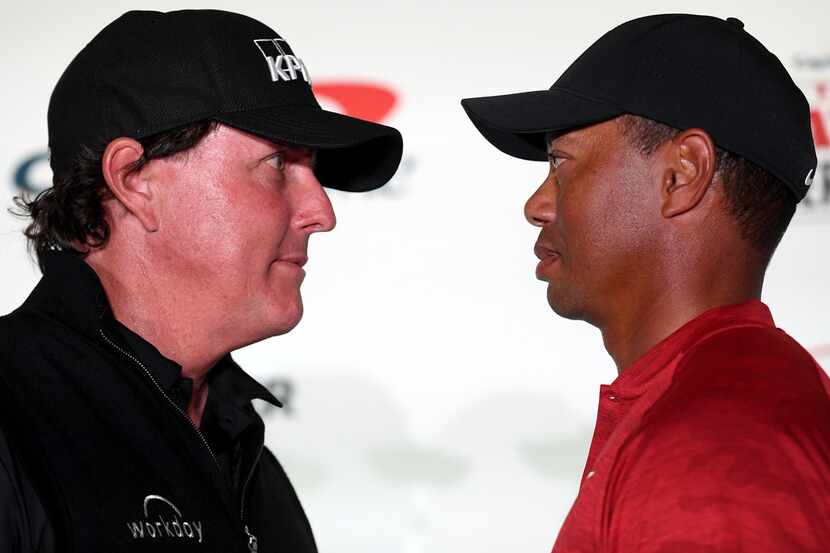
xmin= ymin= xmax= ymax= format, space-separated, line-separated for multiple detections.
xmin=295 ymin=175 xmax=337 ymax=234
xmin=524 ymin=175 xmax=556 ymax=227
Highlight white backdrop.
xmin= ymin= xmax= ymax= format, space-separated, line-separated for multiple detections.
xmin=2 ymin=1 xmax=829 ymax=551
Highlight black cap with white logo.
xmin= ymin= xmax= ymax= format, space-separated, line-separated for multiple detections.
xmin=48 ymin=10 xmax=403 ymax=192
xmin=461 ymin=14 xmax=817 ymax=201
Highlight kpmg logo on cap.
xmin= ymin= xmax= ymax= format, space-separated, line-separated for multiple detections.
xmin=253 ymin=38 xmax=310 ymax=84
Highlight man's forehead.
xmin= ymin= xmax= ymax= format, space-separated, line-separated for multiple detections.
xmin=546 ymin=125 xmax=593 ymax=147
xmin=546 ymin=119 xmax=620 ymax=151
xmin=546 ymin=129 xmax=582 ymax=152
xmin=546 ymin=131 xmax=568 ymax=150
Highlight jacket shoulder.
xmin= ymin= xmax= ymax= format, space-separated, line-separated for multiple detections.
xmin=0 ymin=301 xmax=80 ymax=355
xmin=0 ymin=424 xmax=54 ymax=553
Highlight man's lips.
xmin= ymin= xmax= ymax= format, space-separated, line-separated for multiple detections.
xmin=534 ymin=242 xmax=561 ymax=280
xmin=534 ymin=242 xmax=560 ymax=261
xmin=278 ymin=255 xmax=308 ymax=267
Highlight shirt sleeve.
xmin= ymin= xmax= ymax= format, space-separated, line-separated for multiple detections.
xmin=0 ymin=425 xmax=54 ymax=553
xmin=604 ymin=330 xmax=830 ymax=553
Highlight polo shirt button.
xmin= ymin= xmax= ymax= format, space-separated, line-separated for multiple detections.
xmin=586 ymin=470 xmax=596 ymax=479
xmin=607 ymin=394 xmax=618 ymax=401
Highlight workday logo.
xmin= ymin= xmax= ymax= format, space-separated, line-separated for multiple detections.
xmin=126 ymin=494 xmax=204 ymax=543
xmin=253 ymin=38 xmax=310 ymax=84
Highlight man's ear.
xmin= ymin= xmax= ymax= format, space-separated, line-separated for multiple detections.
xmin=659 ymin=128 xmax=716 ymax=218
xmin=101 ymin=137 xmax=159 ymax=232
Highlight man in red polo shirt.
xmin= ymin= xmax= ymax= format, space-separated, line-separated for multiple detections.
xmin=462 ymin=14 xmax=830 ymax=552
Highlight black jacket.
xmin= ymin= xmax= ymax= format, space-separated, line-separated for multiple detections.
xmin=0 ymin=252 xmax=317 ymax=553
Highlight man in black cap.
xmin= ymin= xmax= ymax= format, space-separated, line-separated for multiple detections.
xmin=463 ymin=14 xmax=830 ymax=552
xmin=0 ymin=9 xmax=401 ymax=552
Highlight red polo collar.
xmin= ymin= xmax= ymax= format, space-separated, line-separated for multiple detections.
xmin=608 ymin=300 xmax=775 ymax=401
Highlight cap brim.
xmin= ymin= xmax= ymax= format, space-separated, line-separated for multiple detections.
xmin=218 ymin=106 xmax=403 ymax=192
xmin=460 ymin=88 xmax=623 ymax=161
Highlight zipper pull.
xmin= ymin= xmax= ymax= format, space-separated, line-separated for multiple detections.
xmin=244 ymin=525 xmax=258 ymax=553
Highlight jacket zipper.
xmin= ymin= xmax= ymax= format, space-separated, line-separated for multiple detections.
xmin=241 ymin=442 xmax=264 ymax=552
xmin=101 ymin=328 xmax=261 ymax=551
xmin=244 ymin=524 xmax=258 ymax=553
xmin=98 ymin=329 xmax=219 ymax=469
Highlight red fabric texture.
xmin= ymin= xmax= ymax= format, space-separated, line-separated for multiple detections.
xmin=552 ymin=300 xmax=830 ymax=553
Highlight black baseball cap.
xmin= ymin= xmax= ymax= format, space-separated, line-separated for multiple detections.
xmin=461 ymin=14 xmax=817 ymax=202
xmin=48 ymin=9 xmax=403 ymax=192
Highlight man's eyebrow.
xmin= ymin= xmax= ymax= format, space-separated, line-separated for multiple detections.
xmin=256 ymin=142 xmax=293 ymax=160
xmin=547 ymin=132 xmax=578 ymax=153
xmin=253 ymin=146 xmax=317 ymax=167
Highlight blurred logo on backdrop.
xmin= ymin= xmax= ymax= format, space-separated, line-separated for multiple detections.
xmin=9 ymin=80 xmax=412 ymax=199
xmin=795 ymin=53 xmax=830 ymax=217
xmin=313 ymin=82 xmax=398 ymax=123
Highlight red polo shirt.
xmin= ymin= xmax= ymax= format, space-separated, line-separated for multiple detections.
xmin=552 ymin=300 xmax=830 ymax=553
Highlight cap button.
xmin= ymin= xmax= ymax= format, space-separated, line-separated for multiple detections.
xmin=726 ymin=17 xmax=744 ymax=29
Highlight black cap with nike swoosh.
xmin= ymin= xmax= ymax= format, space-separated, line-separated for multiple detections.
xmin=461 ymin=14 xmax=817 ymax=202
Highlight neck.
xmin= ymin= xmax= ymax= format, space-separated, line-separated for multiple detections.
xmin=600 ymin=257 xmax=765 ymax=373
xmin=86 ymin=250 xmax=223 ymax=426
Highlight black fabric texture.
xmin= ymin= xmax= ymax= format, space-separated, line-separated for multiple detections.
xmin=47 ymin=9 xmax=403 ymax=192
xmin=0 ymin=251 xmax=315 ymax=552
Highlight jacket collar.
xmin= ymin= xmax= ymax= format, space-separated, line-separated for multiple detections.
xmin=23 ymin=251 xmax=282 ymax=409
xmin=23 ymin=251 xmax=112 ymax=340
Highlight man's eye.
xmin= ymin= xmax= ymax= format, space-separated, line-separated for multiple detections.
xmin=548 ymin=155 xmax=564 ymax=170
xmin=267 ymin=153 xmax=285 ymax=171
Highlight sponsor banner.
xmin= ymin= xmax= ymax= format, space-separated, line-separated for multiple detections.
xmin=795 ymin=53 xmax=830 ymax=217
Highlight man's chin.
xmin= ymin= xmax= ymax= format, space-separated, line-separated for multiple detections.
xmin=546 ymin=286 xmax=584 ymax=321
xmin=268 ymin=300 xmax=304 ymax=337
xmin=249 ymin=292 xmax=305 ymax=341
